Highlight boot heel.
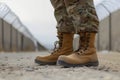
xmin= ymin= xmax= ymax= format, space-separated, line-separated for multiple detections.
xmin=85 ymin=61 xmax=99 ymax=67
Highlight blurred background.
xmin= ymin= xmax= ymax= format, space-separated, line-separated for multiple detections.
xmin=0 ymin=0 xmax=120 ymax=52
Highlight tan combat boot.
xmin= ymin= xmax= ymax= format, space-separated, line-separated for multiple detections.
xmin=35 ymin=32 xmax=74 ymax=65
xmin=57 ymin=32 xmax=99 ymax=67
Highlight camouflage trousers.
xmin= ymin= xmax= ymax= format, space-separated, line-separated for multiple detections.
xmin=50 ymin=0 xmax=99 ymax=33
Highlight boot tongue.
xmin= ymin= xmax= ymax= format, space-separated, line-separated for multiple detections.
xmin=77 ymin=33 xmax=96 ymax=55
xmin=79 ymin=32 xmax=86 ymax=50
xmin=76 ymin=32 xmax=90 ymax=55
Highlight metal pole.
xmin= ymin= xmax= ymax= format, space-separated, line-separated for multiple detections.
xmin=21 ymin=35 xmax=24 ymax=51
xmin=97 ymin=30 xmax=100 ymax=51
xmin=1 ymin=19 xmax=4 ymax=51
xmin=10 ymin=24 xmax=12 ymax=51
xmin=15 ymin=29 xmax=18 ymax=52
xmin=109 ymin=13 xmax=112 ymax=51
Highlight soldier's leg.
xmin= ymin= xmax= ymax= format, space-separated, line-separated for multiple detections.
xmin=57 ymin=0 xmax=100 ymax=67
xmin=35 ymin=0 xmax=74 ymax=65
xmin=50 ymin=0 xmax=75 ymax=33
xmin=63 ymin=0 xmax=99 ymax=33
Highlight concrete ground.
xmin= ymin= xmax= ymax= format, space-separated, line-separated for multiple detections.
xmin=0 ymin=51 xmax=120 ymax=80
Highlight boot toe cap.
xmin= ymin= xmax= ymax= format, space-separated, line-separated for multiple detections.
xmin=36 ymin=56 xmax=42 ymax=60
xmin=57 ymin=55 xmax=73 ymax=65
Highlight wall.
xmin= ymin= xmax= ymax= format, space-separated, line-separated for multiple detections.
xmin=97 ymin=10 xmax=120 ymax=51
xmin=0 ymin=19 xmax=45 ymax=52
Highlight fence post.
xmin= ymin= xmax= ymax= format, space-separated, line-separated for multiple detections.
xmin=97 ymin=30 xmax=100 ymax=51
xmin=1 ymin=19 xmax=4 ymax=51
xmin=109 ymin=13 xmax=112 ymax=51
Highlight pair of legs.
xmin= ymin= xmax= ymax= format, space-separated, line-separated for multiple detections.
xmin=35 ymin=0 xmax=99 ymax=67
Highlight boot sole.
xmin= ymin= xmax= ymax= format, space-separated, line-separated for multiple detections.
xmin=35 ymin=59 xmax=56 ymax=65
xmin=57 ymin=60 xmax=99 ymax=67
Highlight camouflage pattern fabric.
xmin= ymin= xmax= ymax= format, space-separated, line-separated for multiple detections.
xmin=50 ymin=0 xmax=99 ymax=33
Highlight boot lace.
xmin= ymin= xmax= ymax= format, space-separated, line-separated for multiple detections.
xmin=51 ymin=33 xmax=63 ymax=54
xmin=77 ymin=33 xmax=90 ymax=55
xmin=51 ymin=41 xmax=61 ymax=54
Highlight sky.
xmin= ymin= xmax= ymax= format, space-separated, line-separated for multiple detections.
xmin=0 ymin=0 xmax=102 ymax=49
